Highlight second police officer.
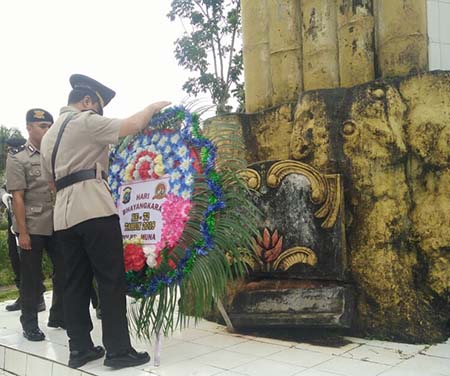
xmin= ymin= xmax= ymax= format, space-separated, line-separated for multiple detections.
xmin=6 ymin=109 xmax=65 ymax=341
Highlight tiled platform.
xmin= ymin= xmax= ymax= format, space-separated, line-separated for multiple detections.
xmin=1 ymin=293 xmax=449 ymax=376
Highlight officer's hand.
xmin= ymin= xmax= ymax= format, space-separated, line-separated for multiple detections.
xmin=150 ymin=101 xmax=171 ymax=114
xmin=18 ymin=233 xmax=32 ymax=251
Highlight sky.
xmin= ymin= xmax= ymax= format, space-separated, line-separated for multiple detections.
xmin=0 ymin=0 xmax=195 ymax=136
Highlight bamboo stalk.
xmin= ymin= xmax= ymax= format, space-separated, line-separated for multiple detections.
xmin=375 ymin=0 xmax=428 ymax=78
xmin=267 ymin=0 xmax=303 ymax=105
xmin=301 ymin=0 xmax=340 ymax=90
xmin=241 ymin=0 xmax=273 ymax=113
xmin=337 ymin=0 xmax=375 ymax=86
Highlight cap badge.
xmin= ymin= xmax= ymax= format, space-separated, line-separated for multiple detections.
xmin=33 ymin=110 xmax=45 ymax=119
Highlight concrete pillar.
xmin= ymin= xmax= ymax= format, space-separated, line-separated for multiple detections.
xmin=267 ymin=0 xmax=303 ymax=105
xmin=241 ymin=0 xmax=273 ymax=113
xmin=375 ymin=0 xmax=428 ymax=78
xmin=337 ymin=0 xmax=375 ymax=87
xmin=301 ymin=0 xmax=340 ymax=90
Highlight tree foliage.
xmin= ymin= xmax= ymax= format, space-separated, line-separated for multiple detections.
xmin=168 ymin=0 xmax=244 ymax=114
xmin=0 ymin=125 xmax=23 ymax=173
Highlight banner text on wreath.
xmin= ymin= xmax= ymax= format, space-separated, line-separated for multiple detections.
xmin=118 ymin=177 xmax=169 ymax=243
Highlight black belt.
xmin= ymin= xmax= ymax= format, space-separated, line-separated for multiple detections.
xmin=55 ymin=169 xmax=107 ymax=192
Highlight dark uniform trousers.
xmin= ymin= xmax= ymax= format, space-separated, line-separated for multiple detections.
xmin=19 ymin=234 xmax=64 ymax=330
xmin=7 ymin=216 xmax=20 ymax=288
xmin=9 ymin=212 xmax=45 ymax=293
xmin=57 ymin=215 xmax=131 ymax=353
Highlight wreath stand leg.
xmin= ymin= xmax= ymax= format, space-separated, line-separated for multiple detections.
xmin=154 ymin=330 xmax=163 ymax=366
xmin=217 ymin=299 xmax=235 ymax=332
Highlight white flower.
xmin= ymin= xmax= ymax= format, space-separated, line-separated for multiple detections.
xmin=160 ymin=135 xmax=168 ymax=144
xmin=180 ymin=159 xmax=191 ymax=171
xmin=111 ymin=164 xmax=120 ymax=173
xmin=172 ymin=184 xmax=180 ymax=195
xmin=172 ymin=171 xmax=181 ymax=180
xmin=147 ymin=145 xmax=156 ymax=153
xmin=181 ymin=190 xmax=191 ymax=200
xmin=164 ymin=145 xmax=172 ymax=154
xmin=152 ymin=133 xmax=160 ymax=143
xmin=185 ymin=174 xmax=194 ymax=185
xmin=171 ymin=134 xmax=180 ymax=144
xmin=178 ymin=146 xmax=188 ymax=157
xmin=143 ymin=245 xmax=157 ymax=268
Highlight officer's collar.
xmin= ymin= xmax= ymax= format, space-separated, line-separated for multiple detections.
xmin=60 ymin=106 xmax=81 ymax=115
xmin=25 ymin=141 xmax=40 ymax=155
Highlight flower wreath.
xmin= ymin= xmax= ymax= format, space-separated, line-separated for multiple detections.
xmin=108 ymin=106 xmax=256 ymax=337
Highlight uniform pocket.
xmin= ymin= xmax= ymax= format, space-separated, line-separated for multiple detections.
xmin=30 ymin=162 xmax=42 ymax=177
xmin=26 ymin=205 xmax=43 ymax=215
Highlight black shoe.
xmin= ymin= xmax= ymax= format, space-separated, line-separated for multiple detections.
xmin=68 ymin=345 xmax=105 ymax=369
xmin=23 ymin=327 xmax=45 ymax=341
xmin=47 ymin=320 xmax=66 ymax=330
xmin=104 ymin=348 xmax=150 ymax=369
xmin=6 ymin=298 xmax=20 ymax=312
xmin=38 ymin=296 xmax=46 ymax=312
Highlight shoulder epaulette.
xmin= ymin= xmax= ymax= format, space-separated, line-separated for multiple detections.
xmin=8 ymin=144 xmax=26 ymax=155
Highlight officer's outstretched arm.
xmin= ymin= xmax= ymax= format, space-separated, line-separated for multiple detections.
xmin=119 ymin=101 xmax=171 ymax=138
xmin=11 ymin=190 xmax=32 ymax=250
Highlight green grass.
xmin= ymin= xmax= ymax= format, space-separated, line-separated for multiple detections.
xmin=0 ymin=229 xmax=54 ymax=302
xmin=0 ymin=280 xmax=53 ymax=303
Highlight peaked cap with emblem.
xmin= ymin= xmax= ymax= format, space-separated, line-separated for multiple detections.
xmin=69 ymin=74 xmax=116 ymax=108
xmin=26 ymin=108 xmax=53 ymax=124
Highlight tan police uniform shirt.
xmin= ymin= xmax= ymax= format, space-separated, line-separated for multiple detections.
xmin=40 ymin=106 xmax=122 ymax=231
xmin=6 ymin=142 xmax=53 ymax=236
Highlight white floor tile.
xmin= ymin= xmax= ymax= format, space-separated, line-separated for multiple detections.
xmin=194 ymin=349 xmax=257 ymax=369
xmin=0 ymin=292 xmax=449 ymax=376
xmin=171 ymin=329 xmax=217 ymax=342
xmin=144 ymin=342 xmax=217 ymax=368
xmin=86 ymin=364 xmax=152 ymax=376
xmin=4 ymin=348 xmax=27 ymax=376
xmin=267 ymin=347 xmax=333 ymax=368
xmin=190 ymin=333 xmax=249 ymax=349
xmin=293 ymin=369 xmax=345 ymax=376
xmin=231 ymin=358 xmax=305 ymax=376
xmin=386 ymin=353 xmax=450 ymax=376
xmin=361 ymin=339 xmax=426 ymax=356
xmin=420 ymin=343 xmax=450 ymax=358
xmin=25 ymin=355 xmax=52 ymax=376
xmin=294 ymin=341 xmax=361 ymax=356
xmin=341 ymin=344 xmax=406 ymax=365
xmin=0 ymin=346 xmax=5 ymax=369
xmin=344 ymin=336 xmax=369 ymax=345
xmin=51 ymin=363 xmax=83 ymax=376
xmin=9 ymin=339 xmax=69 ymax=365
xmin=225 ymin=340 xmax=286 ymax=357
xmin=149 ymin=359 xmax=224 ymax=376
xmin=314 ymin=356 xmax=391 ymax=376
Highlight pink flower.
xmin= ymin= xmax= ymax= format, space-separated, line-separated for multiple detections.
xmin=156 ymin=194 xmax=192 ymax=252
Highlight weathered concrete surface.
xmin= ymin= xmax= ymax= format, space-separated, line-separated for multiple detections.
xmin=288 ymin=71 xmax=450 ymax=343
xmin=206 ymin=71 xmax=450 ymax=343
xmin=229 ymin=280 xmax=354 ymax=329
xmin=240 ymin=0 xmax=428 ymax=111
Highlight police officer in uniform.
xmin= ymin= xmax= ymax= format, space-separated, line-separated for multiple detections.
xmin=6 ymin=109 xmax=65 ymax=341
xmin=40 ymin=74 xmax=169 ymax=369
xmin=3 ymin=137 xmax=46 ymax=313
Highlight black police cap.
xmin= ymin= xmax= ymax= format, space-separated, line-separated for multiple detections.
xmin=69 ymin=74 xmax=116 ymax=107
xmin=26 ymin=108 xmax=54 ymax=124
